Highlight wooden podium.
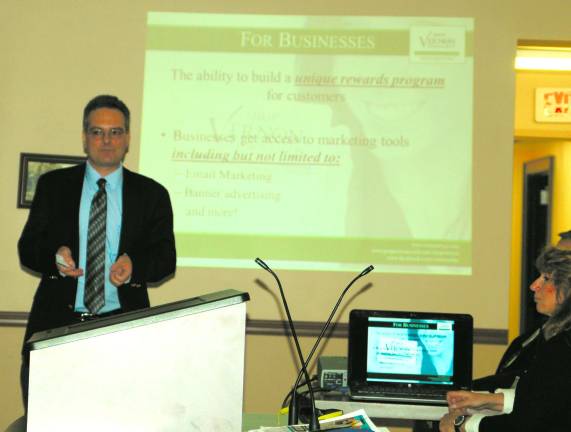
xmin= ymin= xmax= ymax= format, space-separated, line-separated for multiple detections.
xmin=26 ymin=289 xmax=249 ymax=432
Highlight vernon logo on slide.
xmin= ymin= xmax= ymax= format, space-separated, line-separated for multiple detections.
xmin=410 ymin=26 xmax=466 ymax=63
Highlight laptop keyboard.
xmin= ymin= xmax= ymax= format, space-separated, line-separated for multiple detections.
xmin=352 ymin=385 xmax=449 ymax=404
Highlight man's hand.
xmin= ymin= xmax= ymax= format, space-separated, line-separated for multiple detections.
xmin=110 ymin=254 xmax=132 ymax=287
xmin=55 ymin=246 xmax=83 ymax=278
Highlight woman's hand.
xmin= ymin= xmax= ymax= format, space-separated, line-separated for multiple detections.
xmin=439 ymin=410 xmax=465 ymax=432
xmin=447 ymin=390 xmax=504 ymax=412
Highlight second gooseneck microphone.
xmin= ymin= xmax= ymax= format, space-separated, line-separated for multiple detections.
xmin=287 ymin=264 xmax=374 ymax=423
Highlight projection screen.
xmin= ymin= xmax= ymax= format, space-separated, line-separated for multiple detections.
xmin=140 ymin=13 xmax=473 ymax=275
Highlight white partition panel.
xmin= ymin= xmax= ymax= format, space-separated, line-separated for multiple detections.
xmin=27 ymin=291 xmax=248 ymax=432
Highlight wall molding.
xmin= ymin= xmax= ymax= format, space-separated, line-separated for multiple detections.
xmin=246 ymin=319 xmax=507 ymax=345
xmin=0 ymin=311 xmax=28 ymax=328
xmin=0 ymin=311 xmax=508 ymax=345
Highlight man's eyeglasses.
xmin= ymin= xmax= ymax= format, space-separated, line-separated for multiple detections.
xmin=87 ymin=127 xmax=126 ymax=140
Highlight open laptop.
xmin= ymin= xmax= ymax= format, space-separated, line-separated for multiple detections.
xmin=348 ymin=309 xmax=473 ymax=405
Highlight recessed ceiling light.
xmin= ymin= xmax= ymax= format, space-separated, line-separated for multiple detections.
xmin=516 ymin=47 xmax=571 ymax=71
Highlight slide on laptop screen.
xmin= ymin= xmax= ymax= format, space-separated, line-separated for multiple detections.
xmin=348 ymin=309 xmax=473 ymax=405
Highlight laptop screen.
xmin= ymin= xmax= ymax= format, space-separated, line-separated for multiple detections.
xmin=366 ymin=316 xmax=455 ymax=386
xmin=348 ymin=309 xmax=473 ymax=392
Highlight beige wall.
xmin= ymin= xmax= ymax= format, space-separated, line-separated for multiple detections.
xmin=1 ymin=327 xmax=26 ymax=430
xmin=2 ymin=0 xmax=571 ymax=430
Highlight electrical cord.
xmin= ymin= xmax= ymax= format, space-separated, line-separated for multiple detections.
xmin=281 ymin=375 xmax=319 ymax=408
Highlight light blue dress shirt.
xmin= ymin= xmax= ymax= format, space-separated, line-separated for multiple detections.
xmin=74 ymin=162 xmax=123 ymax=313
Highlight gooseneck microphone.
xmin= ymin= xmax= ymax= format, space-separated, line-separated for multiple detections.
xmin=288 ymin=265 xmax=374 ymax=423
xmin=255 ymin=258 xmax=321 ymax=431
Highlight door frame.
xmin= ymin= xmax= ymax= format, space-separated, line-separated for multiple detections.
xmin=520 ymin=156 xmax=553 ymax=333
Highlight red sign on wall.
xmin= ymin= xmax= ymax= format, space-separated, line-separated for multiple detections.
xmin=535 ymin=88 xmax=571 ymax=123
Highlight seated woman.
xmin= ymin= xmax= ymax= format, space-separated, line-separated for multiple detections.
xmin=439 ymin=246 xmax=571 ymax=432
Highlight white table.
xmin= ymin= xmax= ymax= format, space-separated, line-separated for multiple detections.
xmin=315 ymin=394 xmax=448 ymax=421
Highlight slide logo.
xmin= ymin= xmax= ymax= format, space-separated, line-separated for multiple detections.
xmin=410 ymin=26 xmax=466 ymax=63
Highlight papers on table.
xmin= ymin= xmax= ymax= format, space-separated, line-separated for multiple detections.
xmin=248 ymin=409 xmax=389 ymax=432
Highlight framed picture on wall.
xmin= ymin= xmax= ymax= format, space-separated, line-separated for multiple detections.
xmin=17 ymin=153 xmax=86 ymax=208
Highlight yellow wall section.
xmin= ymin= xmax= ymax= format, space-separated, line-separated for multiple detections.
xmin=515 ymin=70 xmax=571 ymax=140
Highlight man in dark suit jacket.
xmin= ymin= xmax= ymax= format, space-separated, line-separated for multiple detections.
xmin=18 ymin=94 xmax=176 ymax=406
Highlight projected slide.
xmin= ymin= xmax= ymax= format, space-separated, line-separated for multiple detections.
xmin=140 ymin=13 xmax=473 ymax=273
xmin=366 ymin=318 xmax=454 ymax=383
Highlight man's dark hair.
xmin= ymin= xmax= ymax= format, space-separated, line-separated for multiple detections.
xmin=83 ymin=94 xmax=130 ymax=132
xmin=559 ymin=230 xmax=571 ymax=240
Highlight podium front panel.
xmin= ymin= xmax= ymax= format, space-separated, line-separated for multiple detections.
xmin=27 ymin=295 xmax=247 ymax=432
